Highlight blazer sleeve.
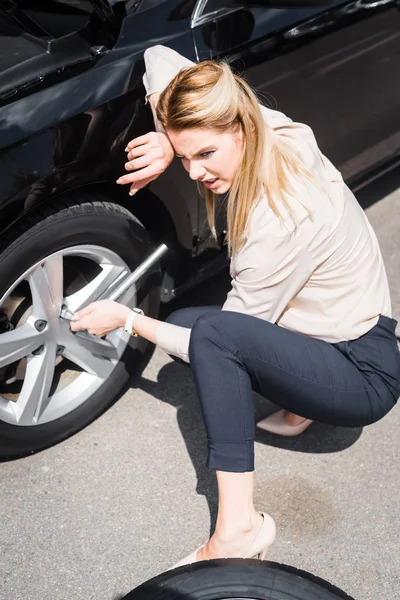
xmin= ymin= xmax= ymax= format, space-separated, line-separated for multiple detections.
xmin=156 ymin=322 xmax=191 ymax=363
xmin=142 ymin=45 xmax=195 ymax=100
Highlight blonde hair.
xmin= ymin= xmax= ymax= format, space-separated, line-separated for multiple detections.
xmin=157 ymin=60 xmax=318 ymax=256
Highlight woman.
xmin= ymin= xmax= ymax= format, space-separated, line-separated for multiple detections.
xmin=71 ymin=45 xmax=400 ymax=567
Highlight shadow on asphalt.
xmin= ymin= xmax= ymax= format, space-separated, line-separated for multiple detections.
xmin=134 ymin=360 xmax=363 ymax=536
xmin=133 ymin=363 xmax=218 ymax=536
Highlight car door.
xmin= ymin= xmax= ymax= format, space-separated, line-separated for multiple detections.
xmin=191 ymin=0 xmax=400 ymax=185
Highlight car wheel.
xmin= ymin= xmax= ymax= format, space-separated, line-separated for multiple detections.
xmin=0 ymin=193 xmax=161 ymax=458
xmin=124 ymin=559 xmax=356 ymax=600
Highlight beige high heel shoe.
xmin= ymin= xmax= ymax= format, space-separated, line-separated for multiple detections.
xmin=257 ymin=409 xmax=313 ymax=436
xmin=170 ymin=512 xmax=276 ymax=570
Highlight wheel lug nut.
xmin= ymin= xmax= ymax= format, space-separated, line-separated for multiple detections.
xmin=32 ymin=345 xmax=44 ymax=356
xmin=35 ymin=320 xmax=47 ymax=332
xmin=56 ymin=346 xmax=65 ymax=356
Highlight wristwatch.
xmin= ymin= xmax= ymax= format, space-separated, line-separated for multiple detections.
xmin=124 ymin=308 xmax=144 ymax=337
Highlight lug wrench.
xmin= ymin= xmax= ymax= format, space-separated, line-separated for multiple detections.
xmin=60 ymin=243 xmax=168 ymax=358
xmin=107 ymin=242 xmax=168 ymax=302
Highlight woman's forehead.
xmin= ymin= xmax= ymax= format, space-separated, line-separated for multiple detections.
xmin=167 ymin=127 xmax=233 ymax=155
xmin=167 ymin=126 xmax=217 ymax=144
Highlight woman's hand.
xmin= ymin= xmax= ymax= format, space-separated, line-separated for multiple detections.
xmin=70 ymin=300 xmax=130 ymax=337
xmin=116 ymin=131 xmax=174 ymax=196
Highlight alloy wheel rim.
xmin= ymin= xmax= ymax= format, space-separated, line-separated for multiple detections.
xmin=0 ymin=245 xmax=137 ymax=426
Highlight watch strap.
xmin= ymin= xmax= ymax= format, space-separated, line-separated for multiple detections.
xmin=124 ymin=308 xmax=144 ymax=337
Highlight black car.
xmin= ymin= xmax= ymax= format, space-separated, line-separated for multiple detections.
xmin=0 ymin=0 xmax=399 ymax=458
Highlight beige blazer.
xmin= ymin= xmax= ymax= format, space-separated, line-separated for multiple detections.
xmin=143 ymin=45 xmax=391 ymax=363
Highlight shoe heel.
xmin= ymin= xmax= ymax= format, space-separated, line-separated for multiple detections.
xmin=249 ymin=513 xmax=276 ymax=561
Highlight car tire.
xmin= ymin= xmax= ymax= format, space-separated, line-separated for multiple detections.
xmin=0 ymin=193 xmax=161 ymax=458
xmin=123 ymin=559 xmax=356 ymax=600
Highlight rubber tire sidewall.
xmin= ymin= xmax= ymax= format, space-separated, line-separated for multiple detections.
xmin=124 ymin=559 xmax=356 ymax=600
xmin=0 ymin=203 xmax=161 ymax=458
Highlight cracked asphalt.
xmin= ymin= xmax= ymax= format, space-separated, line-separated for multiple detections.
xmin=1 ymin=168 xmax=399 ymax=600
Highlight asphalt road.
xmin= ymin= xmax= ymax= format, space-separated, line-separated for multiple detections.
xmin=1 ymin=168 xmax=399 ymax=600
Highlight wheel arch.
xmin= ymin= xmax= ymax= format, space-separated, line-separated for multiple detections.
xmin=0 ymin=182 xmax=194 ymax=297
xmin=0 ymin=181 xmax=192 ymax=254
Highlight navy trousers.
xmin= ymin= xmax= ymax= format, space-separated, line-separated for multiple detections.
xmin=166 ymin=308 xmax=400 ymax=472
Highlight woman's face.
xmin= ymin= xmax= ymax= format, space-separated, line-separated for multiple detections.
xmin=167 ymin=126 xmax=243 ymax=194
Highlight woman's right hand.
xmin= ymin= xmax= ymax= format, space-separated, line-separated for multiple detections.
xmin=117 ymin=131 xmax=174 ymax=196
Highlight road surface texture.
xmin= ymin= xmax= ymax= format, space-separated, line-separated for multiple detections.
xmin=1 ymin=168 xmax=399 ymax=600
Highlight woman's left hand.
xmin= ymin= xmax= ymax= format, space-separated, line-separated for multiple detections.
xmin=70 ymin=300 xmax=130 ymax=336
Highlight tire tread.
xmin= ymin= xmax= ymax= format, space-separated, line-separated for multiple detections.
xmin=0 ymin=192 xmax=140 ymax=253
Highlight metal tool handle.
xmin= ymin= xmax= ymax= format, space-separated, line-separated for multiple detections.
xmin=107 ymin=243 xmax=168 ymax=302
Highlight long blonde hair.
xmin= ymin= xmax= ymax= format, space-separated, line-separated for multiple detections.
xmin=157 ymin=59 xmax=317 ymax=256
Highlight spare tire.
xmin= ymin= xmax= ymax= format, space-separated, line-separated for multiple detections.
xmin=123 ymin=559 xmax=356 ymax=600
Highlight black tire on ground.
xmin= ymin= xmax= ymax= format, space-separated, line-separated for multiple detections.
xmin=123 ymin=559 xmax=356 ymax=600
xmin=0 ymin=193 xmax=161 ymax=458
